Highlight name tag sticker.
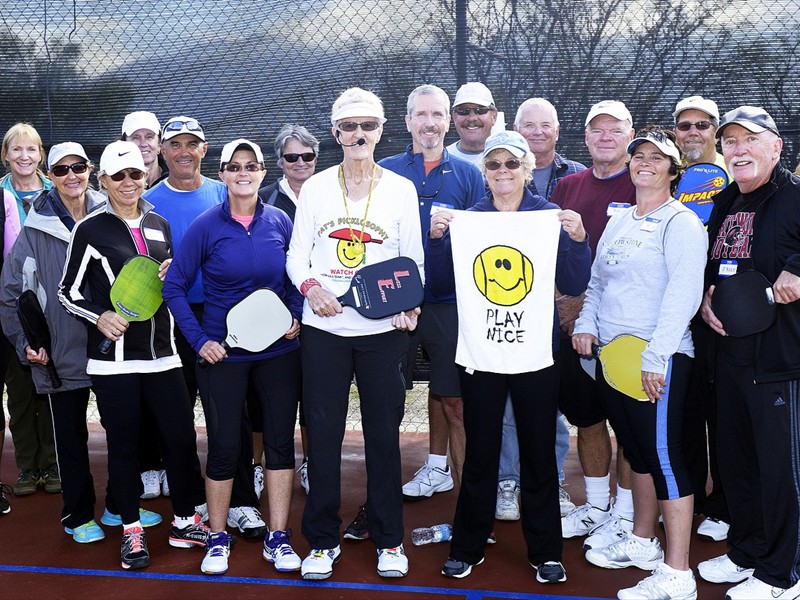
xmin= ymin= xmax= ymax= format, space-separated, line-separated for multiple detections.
xmin=640 ymin=217 xmax=660 ymax=232
xmin=142 ymin=228 xmax=165 ymax=242
xmin=430 ymin=201 xmax=454 ymax=215
xmin=718 ymin=259 xmax=738 ymax=277
xmin=607 ymin=202 xmax=631 ymax=217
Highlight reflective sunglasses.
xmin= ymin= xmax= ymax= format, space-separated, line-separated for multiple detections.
xmin=454 ymin=106 xmax=492 ymax=116
xmin=51 ymin=162 xmax=88 ymax=177
xmin=282 ymin=152 xmax=316 ymax=163
xmin=675 ymin=120 xmax=714 ymax=132
xmin=223 ymin=162 xmax=262 ymax=172
xmin=163 ymin=119 xmax=203 ymax=133
xmin=108 ymin=169 xmax=147 ymax=182
xmin=485 ymin=158 xmax=522 ymax=171
xmin=336 ymin=121 xmax=380 ymax=133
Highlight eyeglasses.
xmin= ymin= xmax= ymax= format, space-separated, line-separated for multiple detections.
xmin=454 ymin=106 xmax=493 ymax=116
xmin=485 ymin=159 xmax=521 ymax=171
xmin=336 ymin=121 xmax=380 ymax=133
xmin=222 ymin=162 xmax=262 ymax=172
xmin=107 ymin=169 xmax=147 ymax=182
xmin=282 ymin=152 xmax=316 ymax=163
xmin=163 ymin=119 xmax=203 ymax=134
xmin=675 ymin=120 xmax=714 ymax=132
xmin=51 ymin=162 xmax=88 ymax=177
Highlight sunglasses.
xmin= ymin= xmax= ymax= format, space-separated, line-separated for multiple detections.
xmin=675 ymin=120 xmax=714 ymax=132
xmin=485 ymin=158 xmax=521 ymax=171
xmin=454 ymin=106 xmax=492 ymax=116
xmin=163 ymin=119 xmax=203 ymax=133
xmin=336 ymin=121 xmax=380 ymax=133
xmin=223 ymin=162 xmax=262 ymax=172
xmin=108 ymin=169 xmax=147 ymax=182
xmin=51 ymin=162 xmax=88 ymax=177
xmin=282 ymin=152 xmax=316 ymax=163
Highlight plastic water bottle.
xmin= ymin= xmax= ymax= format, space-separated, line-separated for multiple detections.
xmin=411 ymin=523 xmax=452 ymax=545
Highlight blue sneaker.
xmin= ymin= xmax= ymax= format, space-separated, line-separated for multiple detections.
xmin=101 ymin=507 xmax=162 ymax=527
xmin=65 ymin=520 xmax=105 ymax=543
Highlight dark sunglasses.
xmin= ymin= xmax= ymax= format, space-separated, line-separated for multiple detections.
xmin=223 ymin=162 xmax=262 ymax=172
xmin=108 ymin=169 xmax=147 ymax=182
xmin=454 ymin=106 xmax=492 ymax=116
xmin=163 ymin=119 xmax=203 ymax=133
xmin=485 ymin=159 xmax=521 ymax=171
xmin=675 ymin=120 xmax=714 ymax=132
xmin=336 ymin=121 xmax=380 ymax=133
xmin=51 ymin=162 xmax=88 ymax=177
xmin=282 ymin=152 xmax=316 ymax=163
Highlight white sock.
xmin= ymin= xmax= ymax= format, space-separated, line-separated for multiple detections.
xmin=584 ymin=475 xmax=610 ymax=509
xmin=659 ymin=562 xmax=693 ymax=577
xmin=123 ymin=520 xmax=142 ymax=531
xmin=173 ymin=515 xmax=195 ymax=528
xmin=427 ymin=454 xmax=448 ymax=470
xmin=614 ymin=485 xmax=634 ymax=520
xmin=632 ymin=533 xmax=656 ymax=546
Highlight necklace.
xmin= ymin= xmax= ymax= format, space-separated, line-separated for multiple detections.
xmin=339 ymin=163 xmax=376 ymax=265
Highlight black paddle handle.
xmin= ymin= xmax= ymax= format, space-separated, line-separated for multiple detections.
xmin=197 ymin=340 xmax=231 ymax=367
xmin=99 ymin=337 xmax=113 ymax=355
xmin=45 ymin=361 xmax=62 ymax=389
xmin=591 ymin=344 xmax=601 ymax=358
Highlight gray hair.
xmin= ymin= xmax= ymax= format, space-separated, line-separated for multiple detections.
xmin=274 ymin=124 xmax=320 ymax=165
xmin=514 ymin=98 xmax=559 ymax=129
xmin=481 ymin=150 xmax=537 ymax=186
xmin=406 ymin=84 xmax=450 ymax=116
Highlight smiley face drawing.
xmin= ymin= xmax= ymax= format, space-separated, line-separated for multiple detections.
xmin=329 ymin=228 xmax=383 ymax=268
xmin=473 ymin=245 xmax=534 ymax=306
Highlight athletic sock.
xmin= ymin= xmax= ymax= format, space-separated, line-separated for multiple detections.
xmin=631 ymin=533 xmax=657 ymax=546
xmin=585 ymin=474 xmax=610 ymax=509
xmin=614 ymin=484 xmax=634 ymax=520
xmin=123 ymin=520 xmax=142 ymax=531
xmin=173 ymin=515 xmax=195 ymax=528
xmin=427 ymin=453 xmax=448 ymax=470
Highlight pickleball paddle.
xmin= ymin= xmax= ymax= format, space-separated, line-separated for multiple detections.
xmin=16 ymin=290 xmax=62 ymax=388
xmin=711 ymin=270 xmax=775 ymax=337
xmin=100 ymin=255 xmax=164 ymax=354
xmin=592 ymin=334 xmax=649 ymax=401
xmin=336 ymin=256 xmax=423 ymax=319
xmin=675 ymin=163 xmax=729 ymax=224
xmin=197 ymin=287 xmax=292 ymax=366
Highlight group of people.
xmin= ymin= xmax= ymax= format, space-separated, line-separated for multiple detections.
xmin=0 ymin=80 xmax=797 ymax=600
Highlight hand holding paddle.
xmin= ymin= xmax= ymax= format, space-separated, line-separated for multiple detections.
xmin=16 ymin=290 xmax=62 ymax=388
xmin=772 ymin=269 xmax=800 ymax=304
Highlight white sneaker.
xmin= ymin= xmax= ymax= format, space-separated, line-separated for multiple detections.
xmin=697 ymin=554 xmax=754 ymax=584
xmin=584 ymin=513 xmax=633 ymax=551
xmin=495 ymin=480 xmax=520 ymax=521
xmin=195 ymin=502 xmax=209 ymax=523
xmin=559 ymin=484 xmax=576 ymax=517
xmin=585 ymin=535 xmax=664 ymax=570
xmin=254 ymin=465 xmax=264 ymax=499
xmin=201 ymin=532 xmax=232 ymax=575
xmin=301 ymin=545 xmax=341 ymax=580
xmin=140 ymin=470 xmax=161 ymax=499
xmin=159 ymin=470 xmax=170 ymax=497
xmin=262 ymin=529 xmax=301 ymax=572
xmin=227 ymin=506 xmax=267 ymax=538
xmin=726 ymin=576 xmax=800 ymax=599
xmin=561 ymin=503 xmax=611 ymax=538
xmin=377 ymin=544 xmax=409 ymax=577
xmin=696 ymin=516 xmax=729 ymax=542
xmin=402 ymin=463 xmax=454 ymax=498
xmin=298 ymin=460 xmax=309 ymax=495
xmin=617 ymin=563 xmax=697 ymax=600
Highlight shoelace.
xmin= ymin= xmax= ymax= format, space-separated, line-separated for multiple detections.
xmin=125 ymin=529 xmax=145 ymax=553
xmin=382 ymin=547 xmax=402 ymax=557
xmin=0 ymin=483 xmax=12 ymax=496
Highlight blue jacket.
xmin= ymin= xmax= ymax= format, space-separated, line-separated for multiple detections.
xmin=425 ymin=188 xmax=591 ymax=351
xmin=163 ymin=199 xmax=303 ymax=361
xmin=380 ymin=144 xmax=485 ymax=303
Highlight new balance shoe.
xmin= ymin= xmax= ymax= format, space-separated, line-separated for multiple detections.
xmin=0 ymin=483 xmax=11 ymax=515
xmin=263 ymin=529 xmax=301 ymax=571
xmin=697 ymin=554 xmax=754 ymax=584
xmin=561 ymin=502 xmax=612 ymax=538
xmin=377 ymin=544 xmax=408 ymax=577
xmin=583 ymin=513 xmax=633 ymax=551
xmin=725 ymin=576 xmax=800 ymax=599
xmin=298 ymin=460 xmax=309 ymax=495
xmin=65 ymin=520 xmax=105 ymax=543
xmin=441 ymin=557 xmax=483 ymax=578
xmin=159 ymin=470 xmax=170 ymax=497
xmin=301 ymin=545 xmax=341 ymax=580
xmin=140 ymin=470 xmax=161 ymax=499
xmin=42 ymin=464 xmax=61 ymax=494
xmin=585 ymin=535 xmax=664 ymax=570
xmin=101 ymin=507 xmax=162 ymax=527
xmin=169 ymin=513 xmax=210 ymax=548
xmin=402 ymin=463 xmax=454 ymax=498
xmin=254 ymin=465 xmax=264 ymax=499
xmin=227 ymin=506 xmax=267 ymax=538
xmin=617 ymin=563 xmax=697 ymax=600
xmin=201 ymin=531 xmax=232 ymax=575
xmin=532 ymin=560 xmax=567 ymax=583
xmin=343 ymin=505 xmax=369 ymax=540
xmin=13 ymin=469 xmax=39 ymax=496
xmin=495 ymin=480 xmax=521 ymax=521
xmin=559 ymin=484 xmax=576 ymax=517
xmin=121 ymin=526 xmax=149 ymax=570
xmin=697 ymin=517 xmax=729 ymax=542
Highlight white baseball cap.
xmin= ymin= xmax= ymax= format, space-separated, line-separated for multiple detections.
xmin=627 ymin=132 xmax=681 ymax=162
xmin=48 ymin=142 xmax=90 ymax=170
xmin=219 ymin=138 xmax=265 ymax=168
xmin=585 ymin=100 xmax=633 ymax=127
xmin=453 ymin=82 xmax=495 ymax=108
xmin=161 ymin=116 xmax=206 ymax=142
xmin=121 ymin=111 xmax=161 ymax=137
xmin=673 ymin=96 xmax=720 ymax=121
xmin=99 ymin=140 xmax=146 ymax=176
xmin=483 ymin=130 xmax=529 ymax=158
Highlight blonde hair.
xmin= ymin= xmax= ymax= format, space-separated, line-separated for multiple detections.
xmin=2 ymin=123 xmax=46 ymax=170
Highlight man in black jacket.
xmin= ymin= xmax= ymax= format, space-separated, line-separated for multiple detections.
xmin=699 ymin=106 xmax=800 ymax=599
